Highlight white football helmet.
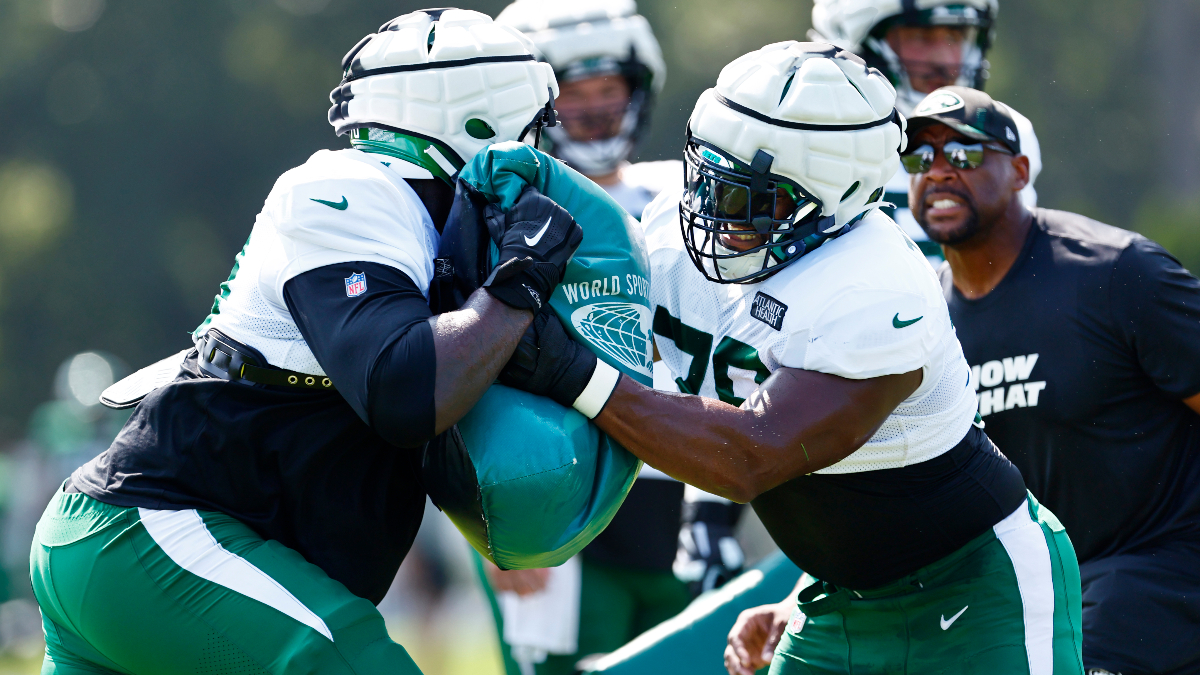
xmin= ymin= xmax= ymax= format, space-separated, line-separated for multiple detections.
xmin=328 ymin=9 xmax=559 ymax=183
xmin=682 ymin=42 xmax=905 ymax=284
xmin=496 ymin=0 xmax=666 ymax=176
xmin=1010 ymin=107 xmax=1041 ymax=209
xmin=810 ymin=0 xmax=997 ymax=115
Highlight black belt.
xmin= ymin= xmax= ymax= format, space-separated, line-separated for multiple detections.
xmin=197 ymin=330 xmax=335 ymax=392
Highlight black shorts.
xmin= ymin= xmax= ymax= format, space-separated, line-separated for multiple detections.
xmin=1080 ymin=538 xmax=1200 ymax=674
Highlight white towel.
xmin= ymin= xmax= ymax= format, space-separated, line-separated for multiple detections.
xmin=497 ymin=555 xmax=582 ymax=673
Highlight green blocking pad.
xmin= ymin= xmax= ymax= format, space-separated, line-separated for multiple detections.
xmin=424 ymin=142 xmax=649 ymax=570
xmin=582 ymin=552 xmax=801 ymax=675
xmin=464 ymin=140 xmax=655 ymax=382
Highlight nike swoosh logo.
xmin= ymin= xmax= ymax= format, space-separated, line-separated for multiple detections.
xmin=310 ymin=196 xmax=348 ymax=211
xmin=893 ymin=313 xmax=923 ymax=328
xmin=940 ymin=605 xmax=968 ymax=630
xmin=524 ymin=217 xmax=553 ymax=247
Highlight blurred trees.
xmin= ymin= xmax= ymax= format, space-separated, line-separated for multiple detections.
xmin=0 ymin=0 xmax=1196 ymax=441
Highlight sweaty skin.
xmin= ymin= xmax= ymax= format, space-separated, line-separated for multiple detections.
xmin=418 ymin=179 xmax=537 ymax=434
xmin=429 ymin=291 xmax=533 ymax=433
xmin=593 ymin=366 xmax=922 ymax=504
xmin=909 ymin=124 xmax=1032 ymax=299
xmin=592 ymin=358 xmax=921 ymax=665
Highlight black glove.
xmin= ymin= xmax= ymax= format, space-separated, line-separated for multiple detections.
xmin=673 ymin=500 xmax=746 ymax=596
xmin=500 ymin=307 xmax=598 ymax=408
xmin=482 ymin=186 xmax=583 ymax=311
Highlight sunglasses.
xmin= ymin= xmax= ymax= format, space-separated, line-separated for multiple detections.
xmin=901 ymin=140 xmax=1014 ymax=174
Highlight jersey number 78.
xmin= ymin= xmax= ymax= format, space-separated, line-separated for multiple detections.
xmin=653 ymin=306 xmax=771 ymax=406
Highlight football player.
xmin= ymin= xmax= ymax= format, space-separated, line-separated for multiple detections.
xmin=481 ymin=4 xmax=743 ymax=674
xmin=809 ymin=0 xmax=1041 ymax=266
xmin=498 ymin=0 xmax=679 ymax=221
xmin=27 ymin=10 xmax=583 ymax=675
xmin=499 ymin=43 xmax=1085 ymax=674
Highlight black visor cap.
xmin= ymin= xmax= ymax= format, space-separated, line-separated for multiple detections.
xmin=906 ymin=86 xmax=1020 ymax=155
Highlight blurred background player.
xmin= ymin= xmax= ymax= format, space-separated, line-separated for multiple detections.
xmin=482 ymin=4 xmax=746 ymax=675
xmin=809 ymin=0 xmax=1040 ymax=266
xmin=906 ymin=86 xmax=1200 ymax=675
xmin=499 ymin=0 xmax=678 ymax=222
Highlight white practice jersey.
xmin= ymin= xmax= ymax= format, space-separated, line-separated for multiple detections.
xmin=601 ymin=160 xmax=683 ymax=221
xmin=194 ymin=149 xmax=439 ymax=374
xmin=643 ymin=190 xmax=978 ymax=474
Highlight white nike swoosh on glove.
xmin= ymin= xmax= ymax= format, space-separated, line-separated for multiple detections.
xmin=524 ymin=216 xmax=553 ymax=246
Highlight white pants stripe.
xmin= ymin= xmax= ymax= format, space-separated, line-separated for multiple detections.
xmin=993 ymin=501 xmax=1054 ymax=675
xmin=139 ymin=508 xmax=334 ymax=642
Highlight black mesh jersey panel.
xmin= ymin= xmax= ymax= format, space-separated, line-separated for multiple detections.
xmin=582 ymin=477 xmax=684 ymax=571
xmin=70 ymin=352 xmax=427 ymax=605
xmin=940 ymin=209 xmax=1200 ymax=562
xmin=752 ymin=425 xmax=1027 ymax=590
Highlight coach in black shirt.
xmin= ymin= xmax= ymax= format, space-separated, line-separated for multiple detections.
xmin=905 ymin=86 xmax=1200 ymax=675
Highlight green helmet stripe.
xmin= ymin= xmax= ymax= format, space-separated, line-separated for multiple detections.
xmin=349 ymin=127 xmax=464 ymax=184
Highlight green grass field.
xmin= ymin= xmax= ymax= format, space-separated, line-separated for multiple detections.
xmin=0 ymin=625 xmax=505 ymax=675
xmin=0 ymin=644 xmax=41 ymax=675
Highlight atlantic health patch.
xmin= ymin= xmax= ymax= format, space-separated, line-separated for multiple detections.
xmin=750 ymin=292 xmax=787 ymax=331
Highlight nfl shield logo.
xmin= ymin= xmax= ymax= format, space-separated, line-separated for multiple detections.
xmin=787 ymin=607 xmax=806 ymax=635
xmin=345 ymin=272 xmax=367 ymax=297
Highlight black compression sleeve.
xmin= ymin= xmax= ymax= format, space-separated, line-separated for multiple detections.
xmin=284 ymin=261 xmax=436 ymax=448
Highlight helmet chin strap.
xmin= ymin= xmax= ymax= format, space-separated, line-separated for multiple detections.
xmin=517 ymin=89 xmax=559 ymax=149
xmin=749 ymin=150 xmax=776 ymax=234
xmin=829 ymin=198 xmax=895 ymax=233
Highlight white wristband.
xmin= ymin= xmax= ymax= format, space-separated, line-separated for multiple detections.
xmin=572 ymin=360 xmax=621 ymax=419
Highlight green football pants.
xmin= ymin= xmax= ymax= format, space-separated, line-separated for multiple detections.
xmin=770 ymin=494 xmax=1084 ymax=675
xmin=477 ymin=554 xmax=691 ymax=675
xmin=29 ymin=489 xmax=423 ymax=675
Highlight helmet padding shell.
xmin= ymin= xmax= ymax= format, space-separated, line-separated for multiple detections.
xmin=689 ymin=42 xmax=905 ymax=230
xmin=329 ymin=9 xmax=558 ymax=176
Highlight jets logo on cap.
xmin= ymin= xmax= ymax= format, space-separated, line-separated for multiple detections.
xmin=914 ymin=90 xmax=965 ymax=116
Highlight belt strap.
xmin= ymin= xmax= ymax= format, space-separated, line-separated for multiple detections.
xmin=796 ymin=579 xmax=851 ymax=617
xmin=198 ymin=330 xmax=335 ymax=392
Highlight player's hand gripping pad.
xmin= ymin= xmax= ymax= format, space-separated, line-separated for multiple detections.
xmin=423 ymin=142 xmax=651 ymax=569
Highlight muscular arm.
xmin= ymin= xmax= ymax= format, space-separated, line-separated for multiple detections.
xmin=430 ymin=290 xmax=532 ymax=432
xmin=285 ymin=262 xmax=530 ymax=447
xmin=594 ymin=366 xmax=922 ymax=503
xmin=286 ymin=184 xmax=579 ymax=445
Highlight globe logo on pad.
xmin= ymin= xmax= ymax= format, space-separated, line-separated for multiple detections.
xmin=570 ymin=302 xmax=654 ymax=377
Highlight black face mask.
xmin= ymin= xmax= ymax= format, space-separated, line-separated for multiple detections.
xmin=679 ymin=139 xmax=833 ymax=284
